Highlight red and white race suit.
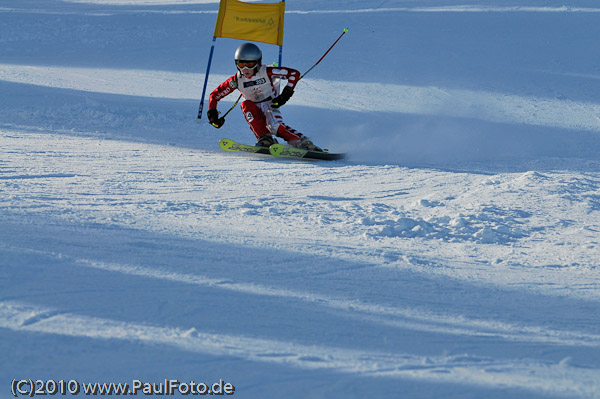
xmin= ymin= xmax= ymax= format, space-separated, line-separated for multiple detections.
xmin=208 ymin=65 xmax=305 ymax=143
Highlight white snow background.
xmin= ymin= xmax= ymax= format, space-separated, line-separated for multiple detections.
xmin=1 ymin=0 xmax=600 ymax=398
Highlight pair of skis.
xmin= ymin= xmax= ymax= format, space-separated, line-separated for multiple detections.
xmin=219 ymin=138 xmax=345 ymax=161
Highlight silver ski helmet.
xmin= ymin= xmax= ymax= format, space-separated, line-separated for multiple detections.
xmin=234 ymin=43 xmax=262 ymax=73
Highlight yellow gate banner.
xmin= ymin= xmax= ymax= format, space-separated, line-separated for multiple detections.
xmin=213 ymin=0 xmax=285 ymax=46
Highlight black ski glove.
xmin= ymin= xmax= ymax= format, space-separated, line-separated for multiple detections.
xmin=207 ymin=108 xmax=225 ymax=128
xmin=271 ymin=86 xmax=294 ymax=108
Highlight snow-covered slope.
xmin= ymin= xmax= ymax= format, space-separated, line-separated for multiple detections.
xmin=1 ymin=1 xmax=599 ymax=398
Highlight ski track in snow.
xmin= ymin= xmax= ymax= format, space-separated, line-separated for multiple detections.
xmin=1 ymin=64 xmax=600 ymax=133
xmin=3 ymin=242 xmax=600 ymax=349
xmin=2 ymin=300 xmax=599 ymax=398
xmin=2 ymin=131 xmax=599 ymax=300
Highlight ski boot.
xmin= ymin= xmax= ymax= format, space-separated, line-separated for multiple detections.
xmin=291 ymin=137 xmax=322 ymax=151
xmin=255 ymin=134 xmax=276 ymax=147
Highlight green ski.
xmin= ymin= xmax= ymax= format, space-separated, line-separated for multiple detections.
xmin=269 ymin=144 xmax=345 ymax=161
xmin=219 ymin=138 xmax=270 ymax=155
xmin=219 ymin=139 xmax=345 ymax=161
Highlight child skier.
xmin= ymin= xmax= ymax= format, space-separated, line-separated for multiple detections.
xmin=207 ymin=42 xmax=318 ymax=150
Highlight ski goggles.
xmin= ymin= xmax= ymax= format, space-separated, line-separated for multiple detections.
xmin=236 ymin=60 xmax=258 ymax=69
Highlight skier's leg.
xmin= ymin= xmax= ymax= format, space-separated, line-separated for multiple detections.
xmin=240 ymin=100 xmax=270 ymax=139
xmin=261 ymin=104 xmax=286 ymax=135
xmin=275 ymin=121 xmax=320 ymax=151
xmin=275 ymin=124 xmax=303 ymax=142
xmin=260 ymin=103 xmax=309 ymax=144
xmin=259 ymin=103 xmax=320 ymax=150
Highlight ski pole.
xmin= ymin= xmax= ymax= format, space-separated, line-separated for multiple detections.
xmin=300 ymin=28 xmax=348 ymax=81
xmin=207 ymin=94 xmax=241 ymax=127
xmin=221 ymin=94 xmax=242 ymax=118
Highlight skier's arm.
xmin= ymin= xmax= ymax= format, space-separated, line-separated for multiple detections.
xmin=268 ymin=67 xmax=300 ymax=108
xmin=267 ymin=66 xmax=301 ymax=90
xmin=208 ymin=75 xmax=238 ymax=109
xmin=207 ymin=75 xmax=237 ymax=128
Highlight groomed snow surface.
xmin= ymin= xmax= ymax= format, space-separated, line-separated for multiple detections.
xmin=1 ymin=1 xmax=600 ymax=398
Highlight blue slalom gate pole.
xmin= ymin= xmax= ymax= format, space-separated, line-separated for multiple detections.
xmin=197 ymin=36 xmax=217 ymax=120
